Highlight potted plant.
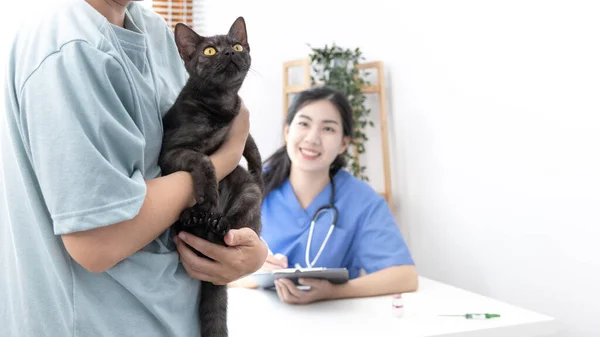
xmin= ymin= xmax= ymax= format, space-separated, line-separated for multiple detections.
xmin=308 ymin=43 xmax=374 ymax=181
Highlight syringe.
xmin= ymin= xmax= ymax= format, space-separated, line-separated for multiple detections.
xmin=440 ymin=313 xmax=501 ymax=319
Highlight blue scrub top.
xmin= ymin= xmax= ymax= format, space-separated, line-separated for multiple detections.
xmin=260 ymin=170 xmax=414 ymax=279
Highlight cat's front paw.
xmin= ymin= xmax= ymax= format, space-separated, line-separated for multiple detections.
xmin=193 ymin=181 xmax=217 ymax=212
xmin=180 ymin=206 xmax=202 ymax=229
xmin=209 ymin=214 xmax=230 ymax=238
xmin=202 ymin=214 xmax=229 ymax=246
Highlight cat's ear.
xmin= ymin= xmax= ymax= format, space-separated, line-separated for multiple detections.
xmin=174 ymin=23 xmax=203 ymax=62
xmin=228 ymin=17 xmax=248 ymax=47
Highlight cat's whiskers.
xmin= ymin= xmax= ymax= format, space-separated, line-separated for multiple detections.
xmin=247 ymin=67 xmax=263 ymax=79
xmin=202 ymin=75 xmax=212 ymax=88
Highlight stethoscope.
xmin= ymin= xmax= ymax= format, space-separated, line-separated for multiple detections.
xmin=303 ymin=175 xmax=339 ymax=268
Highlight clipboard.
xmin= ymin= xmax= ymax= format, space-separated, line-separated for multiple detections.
xmin=250 ymin=267 xmax=349 ymax=289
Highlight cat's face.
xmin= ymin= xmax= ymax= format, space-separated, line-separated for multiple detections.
xmin=174 ymin=17 xmax=250 ymax=88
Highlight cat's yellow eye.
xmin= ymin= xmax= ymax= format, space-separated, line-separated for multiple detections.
xmin=232 ymin=44 xmax=244 ymax=52
xmin=203 ymin=47 xmax=217 ymax=56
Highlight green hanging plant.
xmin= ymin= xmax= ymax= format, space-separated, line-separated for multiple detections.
xmin=308 ymin=43 xmax=374 ymax=181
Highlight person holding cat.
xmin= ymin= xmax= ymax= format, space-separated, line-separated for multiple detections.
xmin=231 ymin=86 xmax=418 ymax=304
xmin=0 ymin=0 xmax=267 ymax=336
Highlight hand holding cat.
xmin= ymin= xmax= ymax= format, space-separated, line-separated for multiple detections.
xmin=175 ymin=228 xmax=268 ymax=285
xmin=274 ymin=277 xmax=335 ymax=305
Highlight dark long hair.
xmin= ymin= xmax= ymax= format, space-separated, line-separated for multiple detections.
xmin=263 ymin=86 xmax=354 ymax=197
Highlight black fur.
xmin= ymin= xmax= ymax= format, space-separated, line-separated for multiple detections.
xmin=158 ymin=17 xmax=262 ymax=337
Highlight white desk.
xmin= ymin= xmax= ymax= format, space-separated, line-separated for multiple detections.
xmin=227 ymin=277 xmax=556 ymax=337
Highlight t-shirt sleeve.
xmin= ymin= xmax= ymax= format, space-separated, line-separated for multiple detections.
xmin=18 ymin=41 xmax=147 ymax=235
xmin=352 ymin=195 xmax=415 ymax=273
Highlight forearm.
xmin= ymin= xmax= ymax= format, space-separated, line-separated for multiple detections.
xmin=61 ymin=171 xmax=194 ymax=273
xmin=330 ymin=265 xmax=419 ymax=300
xmin=209 ymin=135 xmax=245 ymax=181
xmin=209 ymin=107 xmax=249 ymax=181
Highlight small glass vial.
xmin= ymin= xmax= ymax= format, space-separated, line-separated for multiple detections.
xmin=391 ymin=294 xmax=405 ymax=318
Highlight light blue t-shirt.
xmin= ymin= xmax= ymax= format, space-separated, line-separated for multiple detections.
xmin=0 ymin=1 xmax=201 ymax=336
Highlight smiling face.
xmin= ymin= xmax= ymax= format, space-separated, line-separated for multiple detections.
xmin=284 ymin=99 xmax=350 ymax=176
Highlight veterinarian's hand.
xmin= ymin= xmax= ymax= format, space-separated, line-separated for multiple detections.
xmin=274 ymin=278 xmax=335 ymax=305
xmin=175 ymin=228 xmax=267 ymax=285
xmin=261 ymin=253 xmax=288 ymax=272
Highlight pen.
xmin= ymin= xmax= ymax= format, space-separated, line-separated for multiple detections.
xmin=440 ymin=313 xmax=501 ymax=319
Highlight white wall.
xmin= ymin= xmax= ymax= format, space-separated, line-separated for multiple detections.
xmin=200 ymin=1 xmax=600 ymax=336
xmin=1 ymin=1 xmax=598 ymax=336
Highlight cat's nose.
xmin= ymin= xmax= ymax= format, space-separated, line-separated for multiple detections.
xmin=224 ymin=51 xmax=233 ymax=56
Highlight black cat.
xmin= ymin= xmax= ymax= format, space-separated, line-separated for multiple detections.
xmin=158 ymin=17 xmax=263 ymax=337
